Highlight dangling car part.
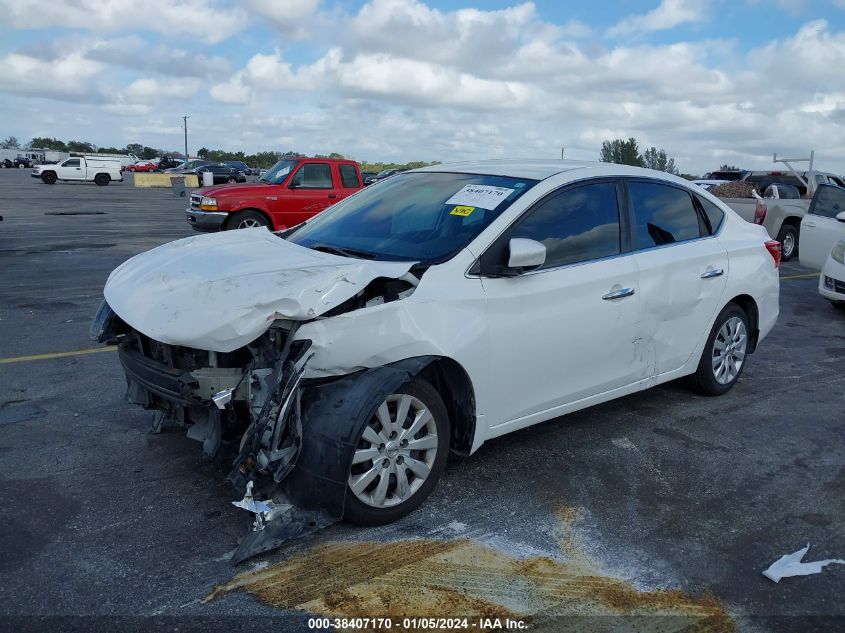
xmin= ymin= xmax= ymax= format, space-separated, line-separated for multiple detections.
xmin=95 ymin=160 xmax=779 ymax=563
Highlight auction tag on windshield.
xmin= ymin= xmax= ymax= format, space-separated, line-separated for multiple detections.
xmin=449 ymin=205 xmax=475 ymax=217
xmin=446 ymin=185 xmax=515 ymax=210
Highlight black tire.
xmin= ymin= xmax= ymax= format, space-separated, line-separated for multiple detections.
xmin=689 ymin=304 xmax=750 ymax=396
xmin=226 ymin=210 xmax=269 ymax=230
xmin=344 ymin=378 xmax=450 ymax=526
xmin=41 ymin=171 xmax=57 ymax=184
xmin=776 ymin=223 xmax=798 ymax=261
xmin=94 ymin=173 xmax=110 ymax=186
xmin=226 ymin=176 xmax=237 ymax=183
xmin=831 ymin=301 xmax=845 ymax=311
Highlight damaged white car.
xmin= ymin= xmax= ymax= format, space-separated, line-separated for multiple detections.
xmin=93 ymin=160 xmax=780 ymax=561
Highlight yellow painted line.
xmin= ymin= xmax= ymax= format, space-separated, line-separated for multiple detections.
xmin=0 ymin=346 xmax=116 ymax=365
xmin=780 ymin=272 xmax=820 ymax=280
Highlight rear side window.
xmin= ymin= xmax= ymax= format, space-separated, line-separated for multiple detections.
xmin=628 ymin=181 xmax=701 ymax=249
xmin=809 ymin=184 xmax=845 ymax=219
xmin=696 ymin=196 xmax=726 ymax=234
xmin=292 ymin=163 xmax=333 ymax=188
xmin=510 ymin=182 xmax=621 ymax=269
xmin=339 ymin=164 xmax=360 ymax=188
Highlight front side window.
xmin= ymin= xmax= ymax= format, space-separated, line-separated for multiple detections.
xmin=339 ymin=164 xmax=360 ymax=188
xmin=509 ymin=182 xmax=621 ymax=269
xmin=809 ymin=184 xmax=845 ymax=219
xmin=64 ymin=159 xmax=80 ymax=167
xmin=287 ymin=172 xmax=538 ymax=264
xmin=291 ymin=163 xmax=333 ymax=189
xmin=628 ymin=181 xmax=701 ymax=249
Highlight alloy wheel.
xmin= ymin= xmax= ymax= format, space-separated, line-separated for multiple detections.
xmin=781 ymin=233 xmax=795 ymax=258
xmin=712 ymin=316 xmax=747 ymax=384
xmin=237 ymin=218 xmax=262 ymax=228
xmin=348 ymin=393 xmax=439 ymax=508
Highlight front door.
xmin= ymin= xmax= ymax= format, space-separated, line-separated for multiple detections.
xmin=58 ymin=158 xmax=83 ymax=180
xmin=799 ymin=184 xmax=845 ymax=270
xmin=273 ymin=162 xmax=337 ymax=228
xmin=481 ymin=180 xmax=645 ymax=429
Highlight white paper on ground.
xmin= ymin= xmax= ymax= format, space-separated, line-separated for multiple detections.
xmin=762 ymin=543 xmax=845 ymax=583
xmin=445 ymin=184 xmax=515 ymax=210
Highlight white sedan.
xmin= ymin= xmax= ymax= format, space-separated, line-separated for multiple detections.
xmin=799 ymin=183 xmax=845 ymax=309
xmin=94 ymin=160 xmax=780 ymax=559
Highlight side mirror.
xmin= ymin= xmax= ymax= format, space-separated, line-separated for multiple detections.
xmin=288 ymin=181 xmax=300 ymax=189
xmin=507 ymin=238 xmax=546 ymax=272
xmin=837 ymin=211 xmax=845 ymax=223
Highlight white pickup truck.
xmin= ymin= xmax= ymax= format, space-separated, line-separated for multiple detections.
xmin=32 ymin=155 xmax=123 ymax=186
xmin=717 ymin=196 xmax=807 ymax=261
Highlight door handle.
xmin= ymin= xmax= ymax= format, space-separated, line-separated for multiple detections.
xmin=602 ymin=287 xmax=635 ymax=300
xmin=701 ymin=268 xmax=724 ymax=279
xmin=328 ymin=194 xmax=337 ymax=199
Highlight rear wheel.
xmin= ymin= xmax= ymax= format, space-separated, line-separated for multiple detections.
xmin=94 ymin=173 xmax=110 ymax=186
xmin=41 ymin=171 xmax=57 ymax=184
xmin=227 ymin=210 xmax=269 ymax=230
xmin=344 ymin=379 xmax=450 ymax=526
xmin=690 ymin=304 xmax=750 ymax=396
xmin=776 ymin=224 xmax=798 ymax=261
xmin=227 ymin=176 xmax=237 ymax=183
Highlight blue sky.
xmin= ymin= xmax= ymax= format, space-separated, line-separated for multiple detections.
xmin=1 ymin=0 xmax=844 ymax=174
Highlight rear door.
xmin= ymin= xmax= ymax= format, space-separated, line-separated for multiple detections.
xmin=626 ymin=179 xmax=729 ymax=376
xmin=336 ymin=163 xmax=362 ymax=201
xmin=800 ymin=184 xmax=845 ymax=270
xmin=277 ymin=162 xmax=337 ymax=227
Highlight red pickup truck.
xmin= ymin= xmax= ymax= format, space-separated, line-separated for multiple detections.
xmin=186 ymin=158 xmax=363 ymax=231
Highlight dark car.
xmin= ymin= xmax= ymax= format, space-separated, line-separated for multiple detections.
xmin=224 ymin=160 xmax=256 ymax=176
xmin=372 ymin=168 xmax=405 ymax=182
xmin=1 ymin=159 xmax=13 ymax=168
xmin=14 ymin=157 xmax=33 ymax=168
xmin=361 ymin=171 xmax=378 ymax=185
xmin=194 ymin=164 xmax=246 ymax=185
xmin=158 ymin=156 xmax=184 ymax=171
xmin=165 ymin=159 xmax=213 ymax=174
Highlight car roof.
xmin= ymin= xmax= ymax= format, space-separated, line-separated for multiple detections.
xmin=411 ymin=159 xmax=603 ymax=180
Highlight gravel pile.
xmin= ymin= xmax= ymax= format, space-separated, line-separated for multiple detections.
xmin=711 ymin=181 xmax=759 ymax=198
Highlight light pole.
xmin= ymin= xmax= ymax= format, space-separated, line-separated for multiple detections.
xmin=183 ymin=115 xmax=190 ymax=161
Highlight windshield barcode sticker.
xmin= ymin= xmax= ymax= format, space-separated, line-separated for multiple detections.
xmin=445 ymin=185 xmax=515 ymax=210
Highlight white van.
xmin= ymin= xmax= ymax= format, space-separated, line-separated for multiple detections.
xmin=32 ymin=155 xmax=124 ymax=186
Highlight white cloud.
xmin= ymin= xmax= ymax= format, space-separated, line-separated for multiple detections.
xmin=0 ymin=0 xmax=248 ymax=44
xmin=245 ymin=0 xmax=322 ymax=38
xmin=0 ymin=51 xmax=105 ymax=102
xmin=607 ymin=0 xmax=704 ymax=37
xmin=209 ymin=50 xmax=307 ymax=105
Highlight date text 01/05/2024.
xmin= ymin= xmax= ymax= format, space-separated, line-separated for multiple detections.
xmin=307 ymin=617 xmax=528 ymax=630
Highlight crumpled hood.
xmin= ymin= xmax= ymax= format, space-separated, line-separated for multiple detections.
xmin=104 ymin=228 xmax=415 ymax=352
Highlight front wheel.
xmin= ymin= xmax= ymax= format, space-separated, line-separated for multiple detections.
xmin=776 ymin=224 xmax=798 ymax=261
xmin=226 ymin=210 xmax=269 ymax=230
xmin=41 ymin=172 xmax=57 ymax=184
xmin=689 ymin=304 xmax=750 ymax=396
xmin=344 ymin=379 xmax=450 ymax=526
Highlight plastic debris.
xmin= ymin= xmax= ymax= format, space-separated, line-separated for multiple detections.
xmin=231 ymin=481 xmax=272 ymax=515
xmin=762 ymin=544 xmax=845 ymax=583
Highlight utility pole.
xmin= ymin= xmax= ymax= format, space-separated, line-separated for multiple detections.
xmin=183 ymin=115 xmax=190 ymax=160
xmin=560 ymin=146 xmax=565 ymax=159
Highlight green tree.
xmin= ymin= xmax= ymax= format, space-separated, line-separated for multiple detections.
xmin=719 ymin=164 xmax=739 ymax=171
xmin=1 ymin=136 xmax=19 ymax=149
xmin=599 ymin=138 xmax=644 ymax=167
xmin=67 ymin=140 xmax=95 ymax=153
xmin=124 ymin=143 xmax=144 ymax=156
xmin=29 ymin=137 xmax=67 ymax=151
xmin=197 ymin=147 xmax=209 ymax=158
xmin=641 ymin=146 xmax=679 ymax=175
xmin=140 ymin=146 xmax=159 ymax=160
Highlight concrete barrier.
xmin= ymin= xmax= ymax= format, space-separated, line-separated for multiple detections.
xmin=134 ymin=173 xmax=199 ymax=188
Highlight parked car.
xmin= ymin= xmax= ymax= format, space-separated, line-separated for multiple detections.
xmin=165 ymin=159 xmax=212 ymax=174
xmin=1 ymin=159 xmax=13 ymax=169
xmin=361 ymin=171 xmax=378 ymax=185
xmin=14 ymin=156 xmax=33 ymax=169
xmin=692 ymin=179 xmax=728 ymax=191
xmin=798 ymin=184 xmax=845 ymax=308
xmin=704 ymin=169 xmax=748 ymax=181
xmin=157 ymin=156 xmax=184 ymax=171
xmin=193 ymin=164 xmax=246 ymax=185
xmin=186 ymin=157 xmax=363 ymax=231
xmin=127 ymin=161 xmax=157 ymax=173
xmin=224 ymin=160 xmax=255 ymax=175
xmin=95 ymin=160 xmax=779 ymax=560
xmin=372 ymin=168 xmax=405 ymax=182
xmin=32 ymin=155 xmax=123 ymax=186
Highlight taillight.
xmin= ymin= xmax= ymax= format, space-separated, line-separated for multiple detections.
xmin=765 ymin=240 xmax=781 ymax=268
xmin=753 ymin=201 xmax=767 ymax=225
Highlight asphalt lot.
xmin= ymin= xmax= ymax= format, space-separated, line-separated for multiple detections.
xmin=0 ymin=168 xmax=843 ymax=632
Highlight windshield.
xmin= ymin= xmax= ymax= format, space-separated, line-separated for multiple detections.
xmin=376 ymin=169 xmax=396 ymax=178
xmin=260 ymin=160 xmax=298 ymax=184
xmin=287 ymin=172 xmax=538 ymax=264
